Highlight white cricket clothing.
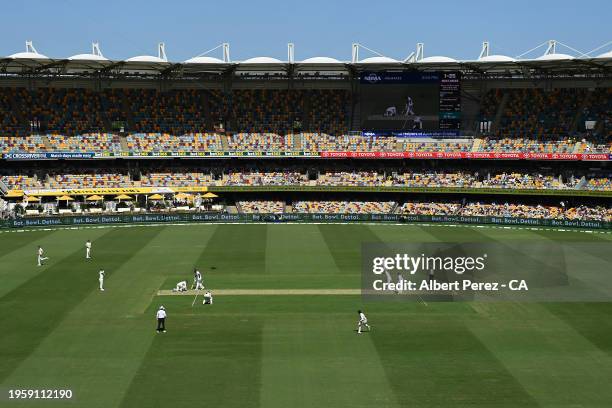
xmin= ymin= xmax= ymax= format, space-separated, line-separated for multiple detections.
xmin=156 ymin=309 xmax=167 ymax=319
xmin=194 ymin=270 xmax=204 ymax=290
xmin=86 ymin=242 xmax=91 ymax=258
xmin=176 ymin=281 xmax=188 ymax=291
xmin=99 ymin=270 xmax=105 ymax=290
xmin=203 ymin=291 xmax=213 ymax=304
xmin=359 ymin=312 xmax=368 ymax=323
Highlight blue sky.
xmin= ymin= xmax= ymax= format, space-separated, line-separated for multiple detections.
xmin=1 ymin=0 xmax=610 ymax=61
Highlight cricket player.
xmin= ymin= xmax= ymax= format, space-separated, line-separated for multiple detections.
xmin=99 ymin=269 xmax=105 ymax=291
xmin=404 ymin=96 xmax=415 ymax=115
xmin=37 ymin=246 xmax=49 ymax=266
xmin=357 ymin=310 xmax=371 ymax=334
xmin=194 ymin=269 xmax=204 ymax=290
xmin=156 ymin=306 xmax=167 ymax=333
xmin=173 ymin=280 xmax=188 ymax=292
xmin=203 ymin=290 xmax=213 ymax=305
xmin=86 ymin=240 xmax=92 ymax=259
xmin=396 ymin=272 xmax=405 ymax=295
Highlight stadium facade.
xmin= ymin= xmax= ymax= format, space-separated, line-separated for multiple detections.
xmin=0 ymin=41 xmax=610 ymax=229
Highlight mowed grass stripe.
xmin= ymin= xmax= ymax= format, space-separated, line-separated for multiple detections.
xmin=0 ymin=228 xmax=112 ymax=299
xmin=545 ymin=302 xmax=612 ymax=358
xmin=367 ymin=224 xmax=442 ymax=243
xmin=265 ymin=224 xmax=340 ymax=275
xmin=0 ymin=229 xmax=55 ymax=258
xmin=370 ymin=317 xmax=539 ymax=407
xmin=120 ymin=309 xmax=263 ymax=408
xmin=0 ymin=226 xmax=163 ymax=383
xmin=260 ymin=316 xmax=401 ymax=408
xmin=194 ymin=224 xmax=267 ymax=275
xmin=317 ymin=224 xmax=383 ymax=274
xmin=466 ymin=302 xmax=612 ymax=406
xmin=2 ymin=226 xmax=219 ymax=408
xmin=531 ymin=228 xmax=612 ymax=265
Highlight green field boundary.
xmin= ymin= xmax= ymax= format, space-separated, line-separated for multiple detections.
xmin=207 ymin=185 xmax=612 ymax=197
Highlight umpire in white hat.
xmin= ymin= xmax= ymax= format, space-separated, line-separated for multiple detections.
xmin=156 ymin=306 xmax=167 ymax=333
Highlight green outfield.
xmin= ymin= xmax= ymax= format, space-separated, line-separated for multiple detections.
xmin=1 ymin=223 xmax=612 ymax=408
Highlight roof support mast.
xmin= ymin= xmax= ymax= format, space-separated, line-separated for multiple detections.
xmin=288 ymin=43 xmax=294 ymax=63
xmin=222 ymin=43 xmax=230 ymax=62
xmin=92 ymin=42 xmax=104 ymax=58
xmin=158 ymin=42 xmax=167 ymax=61
xmin=479 ymin=41 xmax=490 ymax=59
xmin=25 ymin=40 xmax=38 ymax=54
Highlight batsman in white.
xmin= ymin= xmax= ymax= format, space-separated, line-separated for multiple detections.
xmin=98 ymin=269 xmax=105 ymax=291
xmin=37 ymin=246 xmax=49 ymax=266
xmin=357 ymin=310 xmax=371 ymax=334
xmin=193 ymin=268 xmax=204 ymax=290
xmin=86 ymin=240 xmax=92 ymax=259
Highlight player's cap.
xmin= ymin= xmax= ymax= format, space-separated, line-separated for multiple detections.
xmin=160 ymin=305 xmax=165 ymax=310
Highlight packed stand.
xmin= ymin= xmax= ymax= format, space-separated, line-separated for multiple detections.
xmin=292 ymin=201 xmax=395 ymax=214
xmin=140 ymin=171 xmax=215 ymax=187
xmin=46 ymin=133 xmax=121 ymax=152
xmin=126 ymin=133 xmax=223 ymax=154
xmin=238 ymin=201 xmax=285 ymax=214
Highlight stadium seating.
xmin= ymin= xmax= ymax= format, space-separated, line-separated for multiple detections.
xmin=292 ymin=201 xmax=395 ymax=214
xmin=48 ymin=173 xmax=130 ymax=189
xmin=238 ymin=201 xmax=285 ymax=214
xmin=46 ymin=133 xmax=121 ymax=152
xmin=0 ymin=135 xmax=46 ymax=153
xmin=140 ymin=172 xmax=215 ymax=187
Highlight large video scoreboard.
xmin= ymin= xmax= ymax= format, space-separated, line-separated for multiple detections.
xmin=359 ymin=71 xmax=461 ymax=132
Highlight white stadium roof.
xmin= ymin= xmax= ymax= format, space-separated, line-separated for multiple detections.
xmin=184 ymin=56 xmax=225 ymax=64
xmin=1 ymin=40 xmax=610 ymax=77
xmin=477 ymin=54 xmax=515 ymax=62
xmin=359 ymin=56 xmax=398 ymax=63
xmin=596 ymin=50 xmax=612 ymax=59
xmin=68 ymin=53 xmax=108 ymax=61
xmin=418 ymin=56 xmax=457 ymax=63
xmin=126 ymin=55 xmax=167 ymax=63
xmin=535 ymin=53 xmax=574 ymax=61
xmin=300 ymin=56 xmax=342 ymax=64
xmin=241 ymin=56 xmax=284 ymax=64
xmin=9 ymin=51 xmax=49 ymax=59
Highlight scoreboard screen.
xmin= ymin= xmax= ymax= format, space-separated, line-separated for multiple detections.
xmin=359 ymin=71 xmax=461 ymax=132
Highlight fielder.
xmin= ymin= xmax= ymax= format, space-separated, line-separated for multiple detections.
xmin=37 ymin=246 xmax=49 ymax=266
xmin=86 ymin=240 xmax=92 ymax=259
xmin=193 ymin=268 xmax=204 ymax=290
xmin=173 ymin=280 xmax=188 ymax=292
xmin=396 ymin=272 xmax=405 ymax=294
xmin=357 ymin=310 xmax=371 ymax=334
xmin=202 ymin=290 xmax=213 ymax=305
xmin=99 ymin=269 xmax=105 ymax=291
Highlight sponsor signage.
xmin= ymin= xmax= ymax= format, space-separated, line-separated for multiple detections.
xmin=360 ymin=72 xmax=440 ymax=84
xmin=2 ymin=213 xmax=609 ymax=230
xmin=3 ymin=151 xmax=611 ymax=161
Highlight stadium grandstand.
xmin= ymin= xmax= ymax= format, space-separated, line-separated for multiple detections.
xmin=0 ymin=40 xmax=610 ymax=228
